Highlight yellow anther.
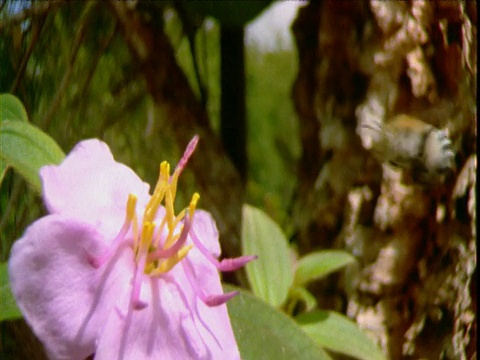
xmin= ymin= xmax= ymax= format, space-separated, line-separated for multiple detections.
xmin=160 ymin=161 xmax=170 ymax=180
xmin=126 ymin=194 xmax=137 ymax=221
xmin=170 ymin=171 xmax=180 ymax=201
xmin=152 ymin=245 xmax=193 ymax=275
xmin=124 ymin=194 xmax=140 ymax=250
xmin=165 ymin=189 xmax=175 ymax=231
xmin=138 ymin=222 xmax=156 ymax=258
xmin=189 ymin=193 xmax=200 ymax=218
xmin=132 ymin=213 xmax=139 ymax=249
xmin=144 ymin=190 xmax=166 ymax=223
xmin=144 ymin=162 xmax=170 ymax=223
xmin=131 ymin=145 xmax=200 ymax=276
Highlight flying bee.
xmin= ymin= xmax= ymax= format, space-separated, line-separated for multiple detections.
xmin=360 ymin=114 xmax=455 ymax=184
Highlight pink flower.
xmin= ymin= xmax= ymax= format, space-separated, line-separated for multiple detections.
xmin=9 ymin=136 xmax=255 ymax=360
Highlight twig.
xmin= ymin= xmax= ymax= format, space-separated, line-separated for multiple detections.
xmin=10 ymin=17 xmax=46 ymax=93
xmin=40 ymin=2 xmax=96 ymax=130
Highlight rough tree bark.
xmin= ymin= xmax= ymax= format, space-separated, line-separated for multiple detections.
xmin=291 ymin=1 xmax=476 ymax=359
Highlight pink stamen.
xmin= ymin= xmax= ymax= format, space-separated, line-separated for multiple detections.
xmin=182 ymin=259 xmax=238 ymax=307
xmin=147 ymin=216 xmax=192 ymax=262
xmin=190 ymin=225 xmax=257 ymax=272
xmin=173 ymin=135 xmax=199 ymax=178
xmin=88 ymin=221 xmax=131 ymax=268
xmin=216 ymin=256 xmax=258 ymax=272
xmin=131 ymin=254 xmax=148 ymax=310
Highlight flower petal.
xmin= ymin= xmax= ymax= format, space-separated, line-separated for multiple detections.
xmin=8 ymin=215 xmax=136 ymax=360
xmin=191 ymin=210 xmax=221 ymax=257
xmin=95 ymin=274 xmax=240 ymax=360
xmin=95 ymin=211 xmax=240 ymax=359
xmin=40 ymin=139 xmax=150 ymax=239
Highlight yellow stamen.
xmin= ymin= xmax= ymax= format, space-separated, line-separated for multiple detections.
xmin=126 ymin=147 xmax=200 ymax=276
xmin=189 ymin=193 xmax=200 ymax=218
xmin=126 ymin=194 xmax=138 ymax=221
xmin=144 ymin=162 xmax=170 ymax=223
xmin=165 ymin=189 xmax=175 ymax=231
xmin=137 ymin=222 xmax=155 ymax=260
xmin=132 ymin=213 xmax=139 ymax=250
xmin=151 ymin=245 xmax=193 ymax=275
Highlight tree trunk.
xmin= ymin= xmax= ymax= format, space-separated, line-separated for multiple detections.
xmin=291 ymin=1 xmax=476 ymax=358
xmin=220 ymin=25 xmax=247 ymax=183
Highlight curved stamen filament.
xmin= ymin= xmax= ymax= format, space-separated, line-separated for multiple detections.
xmin=148 ymin=216 xmax=192 ymax=262
xmin=88 ymin=194 xmax=138 ymax=268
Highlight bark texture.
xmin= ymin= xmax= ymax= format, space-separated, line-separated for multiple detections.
xmin=291 ymin=1 xmax=476 ymax=359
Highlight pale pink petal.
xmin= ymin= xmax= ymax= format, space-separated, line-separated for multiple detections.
xmin=8 ymin=215 xmax=136 ymax=360
xmin=40 ymin=139 xmax=150 ymax=239
xmin=95 ymin=274 xmax=240 ymax=360
xmin=191 ymin=210 xmax=221 ymax=257
xmin=95 ymin=217 xmax=240 ymax=360
xmin=10 ymin=137 xmax=244 ymax=359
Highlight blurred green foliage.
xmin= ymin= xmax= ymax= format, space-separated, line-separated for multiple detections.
xmin=246 ymin=45 xmax=300 ymax=231
xmin=0 ymin=2 xmax=299 ymax=260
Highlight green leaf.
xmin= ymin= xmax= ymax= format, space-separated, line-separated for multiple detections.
xmin=0 ymin=159 xmax=9 ymax=185
xmin=288 ymin=286 xmax=317 ymax=312
xmin=241 ymin=204 xmax=293 ymax=308
xmin=0 ymin=120 xmax=65 ymax=192
xmin=0 ymin=262 xmax=22 ymax=321
xmin=226 ymin=285 xmax=332 ymax=360
xmin=0 ymin=93 xmax=29 ymax=123
xmin=297 ymin=310 xmax=386 ymax=360
xmin=294 ymin=250 xmax=356 ymax=286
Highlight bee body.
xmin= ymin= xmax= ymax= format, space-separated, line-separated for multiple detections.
xmin=361 ymin=114 xmax=455 ymax=183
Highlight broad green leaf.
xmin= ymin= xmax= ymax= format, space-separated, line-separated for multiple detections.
xmin=241 ymin=204 xmax=293 ymax=307
xmin=226 ymin=285 xmax=332 ymax=360
xmin=297 ymin=310 xmax=386 ymax=360
xmin=0 ymin=262 xmax=22 ymax=321
xmin=0 ymin=94 xmax=30 ymax=184
xmin=0 ymin=93 xmax=29 ymax=123
xmin=294 ymin=250 xmax=356 ymax=286
xmin=0 ymin=120 xmax=65 ymax=192
xmin=184 ymin=1 xmax=272 ymax=26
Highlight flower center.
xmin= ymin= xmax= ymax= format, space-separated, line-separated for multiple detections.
xmin=88 ymin=136 xmax=199 ymax=277
xmin=128 ymin=160 xmax=199 ymax=276
xmin=89 ymin=135 xmax=255 ymax=309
